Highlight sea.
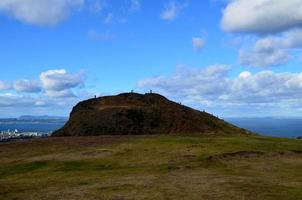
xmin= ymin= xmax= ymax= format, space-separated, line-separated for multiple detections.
xmin=0 ymin=117 xmax=67 ymax=134
xmin=0 ymin=122 xmax=65 ymax=133
xmin=1 ymin=117 xmax=302 ymax=138
xmin=227 ymin=118 xmax=302 ymax=138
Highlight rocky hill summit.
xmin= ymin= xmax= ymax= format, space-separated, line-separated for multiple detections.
xmin=52 ymin=92 xmax=249 ymax=136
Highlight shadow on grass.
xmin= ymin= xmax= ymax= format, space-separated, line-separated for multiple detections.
xmin=0 ymin=161 xmax=48 ymax=179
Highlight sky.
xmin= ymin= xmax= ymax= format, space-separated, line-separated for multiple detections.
xmin=1 ymin=0 xmax=302 ymax=118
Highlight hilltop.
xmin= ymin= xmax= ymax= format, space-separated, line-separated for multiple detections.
xmin=53 ymin=92 xmax=249 ymax=136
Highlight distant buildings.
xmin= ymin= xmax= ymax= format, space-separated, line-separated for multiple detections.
xmin=0 ymin=129 xmax=50 ymax=142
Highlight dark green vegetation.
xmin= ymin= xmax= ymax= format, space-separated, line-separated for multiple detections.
xmin=53 ymin=93 xmax=249 ymax=136
xmin=1 ymin=135 xmax=302 ymax=200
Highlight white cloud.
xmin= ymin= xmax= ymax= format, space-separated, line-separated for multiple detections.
xmin=138 ymin=65 xmax=231 ymax=100
xmin=0 ymin=81 xmax=12 ymax=90
xmin=87 ymin=0 xmax=105 ymax=13
xmin=160 ymin=1 xmax=186 ymax=21
xmin=40 ymin=69 xmax=85 ymax=97
xmin=0 ymin=0 xmax=84 ymax=26
xmin=0 ymin=93 xmax=36 ymax=107
xmin=238 ymin=71 xmax=251 ymax=79
xmin=239 ymin=29 xmax=302 ymax=67
xmin=0 ymin=92 xmax=87 ymax=117
xmin=221 ymin=1 xmax=302 ymax=67
xmin=192 ymin=37 xmax=205 ymax=52
xmin=1 ymin=69 xmax=85 ymax=97
xmin=129 ymin=0 xmax=140 ymax=12
xmin=44 ymin=89 xmax=76 ymax=98
xmin=14 ymin=79 xmax=41 ymax=93
xmin=0 ymin=69 xmax=91 ymax=116
xmin=40 ymin=69 xmax=83 ymax=91
xmin=239 ymin=47 xmax=290 ymax=67
xmin=103 ymin=12 xmax=127 ymax=24
xmin=0 ymin=93 xmax=56 ymax=108
xmin=221 ymin=0 xmax=302 ymax=34
xmin=104 ymin=12 xmax=114 ymax=23
xmin=0 ymin=0 xmax=142 ymax=26
xmin=87 ymin=30 xmax=116 ymax=41
xmin=138 ymin=65 xmax=302 ymax=116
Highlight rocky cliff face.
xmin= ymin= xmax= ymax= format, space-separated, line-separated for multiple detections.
xmin=52 ymin=93 xmax=249 ymax=136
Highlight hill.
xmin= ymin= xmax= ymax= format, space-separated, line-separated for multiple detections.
xmin=52 ymin=92 xmax=249 ymax=136
xmin=18 ymin=115 xmax=67 ymax=121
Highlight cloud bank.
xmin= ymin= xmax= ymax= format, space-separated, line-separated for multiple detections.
xmin=239 ymin=29 xmax=302 ymax=67
xmin=0 ymin=69 xmax=85 ymax=97
xmin=221 ymin=0 xmax=302 ymax=67
xmin=138 ymin=65 xmax=302 ymax=116
xmin=14 ymin=79 xmax=41 ymax=93
xmin=0 ymin=81 xmax=12 ymax=90
xmin=0 ymin=69 xmax=88 ymax=116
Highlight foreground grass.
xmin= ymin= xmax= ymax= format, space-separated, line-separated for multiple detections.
xmin=0 ymin=135 xmax=302 ymax=200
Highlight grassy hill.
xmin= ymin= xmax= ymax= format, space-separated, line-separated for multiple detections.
xmin=53 ymin=93 xmax=249 ymax=136
xmin=1 ymin=135 xmax=302 ymax=200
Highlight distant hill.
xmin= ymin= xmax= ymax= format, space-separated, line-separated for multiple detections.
xmin=52 ymin=93 xmax=250 ymax=136
xmin=0 ymin=116 xmax=67 ymax=123
xmin=18 ymin=115 xmax=67 ymax=121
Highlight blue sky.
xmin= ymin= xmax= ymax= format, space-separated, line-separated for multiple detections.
xmin=1 ymin=0 xmax=302 ymax=118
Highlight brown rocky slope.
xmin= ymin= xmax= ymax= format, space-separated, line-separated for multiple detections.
xmin=52 ymin=93 xmax=249 ymax=136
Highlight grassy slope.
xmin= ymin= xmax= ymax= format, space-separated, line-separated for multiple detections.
xmin=0 ymin=135 xmax=302 ymax=200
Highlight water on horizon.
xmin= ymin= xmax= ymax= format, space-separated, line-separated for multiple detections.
xmin=0 ymin=122 xmax=65 ymax=133
xmin=227 ymin=118 xmax=302 ymax=138
xmin=1 ymin=118 xmax=302 ymax=138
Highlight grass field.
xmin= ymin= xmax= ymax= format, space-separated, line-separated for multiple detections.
xmin=1 ymin=135 xmax=302 ymax=200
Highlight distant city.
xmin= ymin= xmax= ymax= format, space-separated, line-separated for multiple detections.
xmin=0 ymin=129 xmax=50 ymax=142
xmin=0 ymin=115 xmax=67 ymax=142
